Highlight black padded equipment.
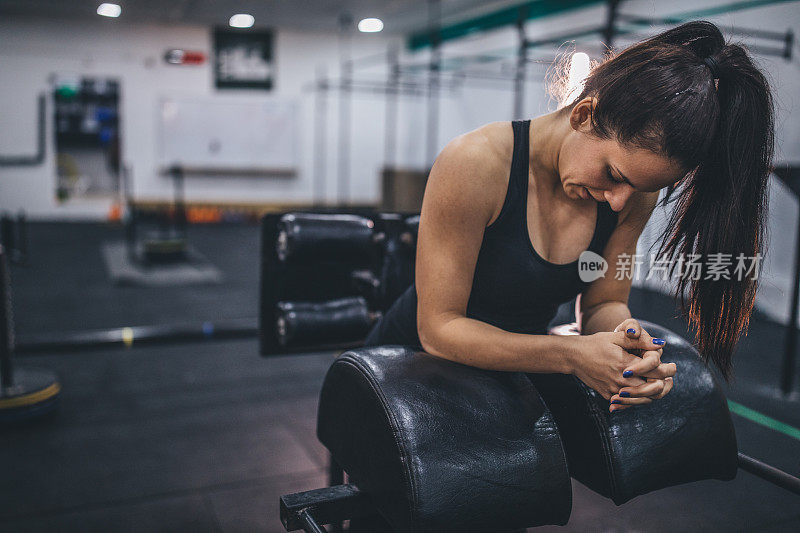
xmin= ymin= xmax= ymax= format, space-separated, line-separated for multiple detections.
xmin=276 ymin=213 xmax=378 ymax=264
xmin=376 ymin=214 xmax=416 ymax=310
xmin=317 ymin=345 xmax=572 ymax=533
xmin=275 ymin=297 xmax=376 ymax=348
xmin=529 ymin=319 xmax=738 ymax=505
xmin=350 ymin=269 xmax=381 ymax=304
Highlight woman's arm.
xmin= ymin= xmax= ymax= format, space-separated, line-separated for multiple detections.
xmin=578 ymin=190 xmax=676 ymax=409
xmin=578 ymin=190 xmax=660 ymax=335
xmin=414 ymin=124 xmax=648 ymax=378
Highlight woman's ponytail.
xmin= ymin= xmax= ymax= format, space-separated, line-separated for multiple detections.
xmin=562 ymin=20 xmax=775 ymax=380
xmin=657 ymin=40 xmax=774 ymax=380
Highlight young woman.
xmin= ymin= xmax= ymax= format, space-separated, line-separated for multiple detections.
xmin=364 ymin=20 xmax=775 ymax=413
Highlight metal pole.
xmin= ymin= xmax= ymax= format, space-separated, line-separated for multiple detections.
xmin=337 ymin=14 xmax=353 ymax=207
xmin=738 ymin=452 xmax=800 ymax=496
xmin=513 ymin=7 xmax=528 ymax=119
xmin=784 ymin=29 xmax=794 ymax=60
xmin=0 ymin=245 xmax=14 ymax=389
xmin=122 ymin=164 xmax=138 ymax=263
xmin=329 ymin=457 xmax=345 ymax=533
xmin=603 ymin=0 xmax=621 ymax=51
xmin=15 ymin=318 xmax=258 ymax=354
xmin=384 ymin=46 xmax=400 ymax=170
xmin=313 ymin=66 xmax=328 ymax=208
xmin=16 ymin=212 xmax=28 ymax=265
xmin=425 ymin=0 xmax=442 ymax=168
xmin=781 ymin=210 xmax=800 ymax=395
xmin=172 ymin=165 xmax=186 ymax=239
xmin=297 ymin=509 xmax=327 ymax=533
xmin=0 ymin=216 xmax=14 ymax=256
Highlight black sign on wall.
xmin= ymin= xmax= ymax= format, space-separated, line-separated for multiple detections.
xmin=214 ymin=28 xmax=274 ymax=90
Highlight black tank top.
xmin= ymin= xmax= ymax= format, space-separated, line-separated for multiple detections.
xmin=364 ymin=119 xmax=619 ymax=348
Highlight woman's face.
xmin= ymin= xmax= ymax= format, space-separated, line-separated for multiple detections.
xmin=558 ymin=97 xmax=687 ymax=213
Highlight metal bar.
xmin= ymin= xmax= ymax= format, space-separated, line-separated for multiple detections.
xmin=338 ymin=60 xmax=352 ymax=206
xmin=321 ymin=70 xmax=550 ymax=95
xmin=616 ymin=13 xmax=792 ymax=42
xmin=738 ymin=453 xmax=800 ymax=496
xmin=384 ymin=46 xmax=400 ymax=170
xmin=347 ymin=49 xmax=400 ymax=71
xmin=328 ymin=82 xmax=432 ymax=97
xmin=15 ymin=212 xmax=28 ymax=265
xmin=0 ymin=246 xmax=14 ymax=388
xmin=745 ymin=44 xmax=795 ymax=58
xmin=297 ymin=509 xmax=327 ymax=533
xmin=645 ymin=0 xmax=798 ymax=26
xmin=513 ymin=7 xmax=528 ymax=119
xmin=425 ymin=0 xmax=442 ymax=168
xmin=120 ymin=163 xmax=135 ymax=260
xmin=337 ymin=16 xmax=353 ymax=207
xmin=524 ymin=24 xmax=605 ymax=50
xmin=171 ymin=165 xmax=187 ymax=239
xmin=329 ymin=458 xmax=345 ymax=533
xmin=280 ymin=484 xmax=377 ymax=532
xmin=400 ymin=52 xmax=513 ymax=74
xmin=603 ymin=0 xmax=621 ymax=50
xmin=14 ymin=319 xmax=258 ymax=354
xmin=313 ymin=67 xmax=327 ymax=208
xmin=571 ymin=27 xmax=792 ymax=59
xmin=781 ymin=199 xmax=800 ymax=395
xmin=0 ymin=94 xmax=46 ymax=167
xmin=0 ymin=217 xmax=15 ymax=258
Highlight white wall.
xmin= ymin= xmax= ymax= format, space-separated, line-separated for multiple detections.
xmin=0 ymin=15 xmax=397 ymax=219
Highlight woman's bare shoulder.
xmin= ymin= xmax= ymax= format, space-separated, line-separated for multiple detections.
xmin=434 ymin=122 xmax=514 ymax=192
xmin=448 ymin=121 xmax=513 ymax=168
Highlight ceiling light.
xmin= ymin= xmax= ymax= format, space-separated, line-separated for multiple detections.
xmin=96 ymin=3 xmax=121 ymax=18
xmin=229 ymin=14 xmax=255 ymax=28
xmin=358 ymin=18 xmax=383 ymax=33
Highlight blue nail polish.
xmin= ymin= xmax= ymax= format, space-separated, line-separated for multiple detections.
xmin=652 ymin=338 xmax=665 ymax=345
xmin=611 ymin=400 xmax=621 ymax=404
xmin=623 ymin=370 xmax=633 ymax=378
xmin=627 ymin=328 xmax=636 ymax=334
xmin=620 ymin=391 xmax=630 ymax=398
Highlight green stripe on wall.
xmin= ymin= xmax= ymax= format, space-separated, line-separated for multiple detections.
xmin=407 ymin=0 xmax=797 ymax=51
xmin=408 ymin=0 xmax=603 ymax=50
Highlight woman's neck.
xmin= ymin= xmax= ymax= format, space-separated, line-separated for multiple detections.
xmin=529 ymin=109 xmax=572 ymax=199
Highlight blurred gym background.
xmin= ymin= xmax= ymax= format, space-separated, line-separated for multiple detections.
xmin=0 ymin=1 xmax=798 ymax=531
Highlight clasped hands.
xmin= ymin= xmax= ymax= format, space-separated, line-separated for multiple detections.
xmin=573 ymin=318 xmax=677 ymax=413
xmin=608 ymin=318 xmax=675 ymax=413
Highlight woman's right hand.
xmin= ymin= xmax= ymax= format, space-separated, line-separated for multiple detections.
xmin=571 ymin=331 xmax=677 ymax=403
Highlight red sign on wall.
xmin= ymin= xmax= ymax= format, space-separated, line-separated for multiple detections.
xmin=164 ymin=49 xmax=207 ymax=65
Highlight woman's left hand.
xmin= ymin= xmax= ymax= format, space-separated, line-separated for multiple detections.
xmin=608 ymin=318 xmax=675 ymax=412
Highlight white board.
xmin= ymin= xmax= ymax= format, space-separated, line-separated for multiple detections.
xmin=158 ymin=96 xmax=298 ymax=174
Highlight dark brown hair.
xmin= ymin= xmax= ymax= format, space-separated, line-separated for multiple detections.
xmin=566 ymin=21 xmax=775 ymax=380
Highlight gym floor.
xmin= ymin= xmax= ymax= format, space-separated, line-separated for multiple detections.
xmin=1 ymin=222 xmax=798 ymax=532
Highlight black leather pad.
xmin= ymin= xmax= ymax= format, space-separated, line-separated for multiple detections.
xmin=529 ymin=320 xmax=738 ymax=505
xmin=317 ymin=345 xmax=572 ymax=532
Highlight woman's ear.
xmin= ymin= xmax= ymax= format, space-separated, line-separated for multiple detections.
xmin=569 ymin=96 xmax=598 ymax=132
